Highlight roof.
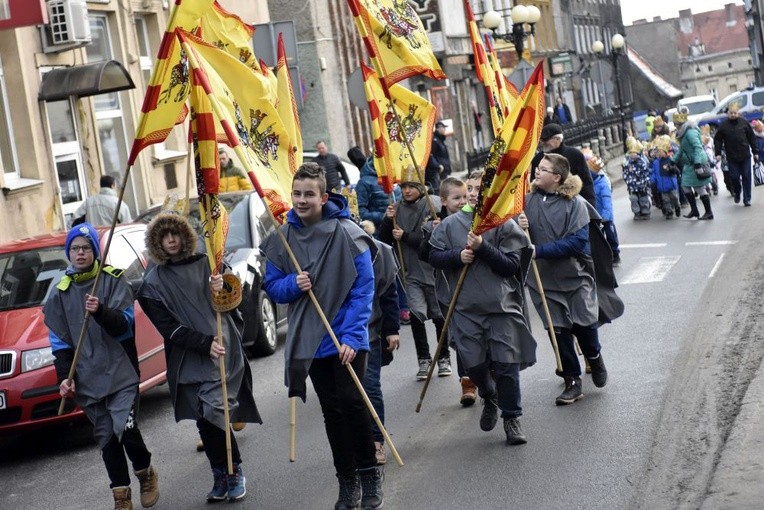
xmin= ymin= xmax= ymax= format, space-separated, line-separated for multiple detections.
xmin=677 ymin=4 xmax=748 ymax=58
xmin=627 ymin=47 xmax=683 ymax=99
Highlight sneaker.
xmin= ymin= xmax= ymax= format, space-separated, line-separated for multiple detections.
xmin=555 ymin=377 xmax=583 ymax=405
xmin=744 ymin=201 xmax=751 ymax=207
xmin=437 ymin=357 xmax=452 ymax=377
xmin=416 ymin=358 xmax=431 ymax=381
xmin=134 ymin=465 xmax=159 ymax=508
xmin=374 ymin=441 xmax=386 ymax=465
xmin=335 ymin=474 xmax=361 ymax=510
xmin=504 ymin=417 xmax=528 ymax=445
xmin=226 ymin=463 xmax=246 ymax=501
xmin=358 ymin=467 xmax=384 ymax=510
xmin=206 ymin=468 xmax=228 ymax=502
xmin=735 ymin=194 xmax=741 ymax=204
xmin=479 ymin=395 xmax=499 ymax=431
xmin=460 ymin=377 xmax=477 ymax=407
xmin=587 ymin=353 xmax=608 ymax=388
xmin=399 ymin=310 xmax=411 ymax=325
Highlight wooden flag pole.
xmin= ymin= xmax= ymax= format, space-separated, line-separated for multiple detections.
xmin=216 ymin=310 xmax=234 ymax=475
xmin=289 ymin=397 xmax=296 ymax=462
xmin=388 ymin=193 xmax=407 ymax=287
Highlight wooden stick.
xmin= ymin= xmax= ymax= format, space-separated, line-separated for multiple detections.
xmin=416 ymin=265 xmax=469 ymax=412
xmin=216 ymin=311 xmax=234 ymax=475
xmin=388 ymin=193 xmax=407 ymax=287
xmin=57 ymin=164 xmax=133 ymax=416
xmin=289 ymin=397 xmax=296 ymax=462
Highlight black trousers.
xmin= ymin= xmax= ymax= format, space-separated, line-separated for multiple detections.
xmin=552 ymin=324 xmax=601 ymax=377
xmin=197 ymin=418 xmax=242 ymax=471
xmin=411 ymin=315 xmax=448 ymax=360
xmin=102 ymin=417 xmax=152 ymax=488
xmin=467 ymin=361 xmax=522 ymax=418
xmin=309 ymin=353 xmax=376 ymax=477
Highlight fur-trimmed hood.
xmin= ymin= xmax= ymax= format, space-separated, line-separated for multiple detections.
xmin=531 ymin=174 xmax=583 ymax=200
xmin=145 ymin=212 xmax=198 ymax=265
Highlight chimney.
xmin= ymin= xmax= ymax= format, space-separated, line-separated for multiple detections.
xmin=678 ymin=9 xmax=693 ymax=33
xmin=653 ymin=16 xmax=662 ymax=22
xmin=725 ymin=3 xmax=736 ymax=24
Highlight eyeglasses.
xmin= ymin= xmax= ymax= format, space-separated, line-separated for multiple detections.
xmin=69 ymin=245 xmax=93 ymax=253
xmin=537 ymin=166 xmax=558 ymax=175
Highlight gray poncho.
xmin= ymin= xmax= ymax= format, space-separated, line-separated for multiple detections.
xmin=394 ymin=195 xmax=441 ymax=286
xmin=429 ymin=210 xmax=537 ymax=369
xmin=44 ymin=268 xmax=138 ymax=448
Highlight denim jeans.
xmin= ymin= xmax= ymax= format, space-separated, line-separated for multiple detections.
xmin=361 ymin=340 xmax=384 ymax=443
xmin=309 ymin=353 xmax=376 ymax=477
xmin=467 ymin=361 xmax=522 ymax=418
xmin=727 ymin=157 xmax=752 ymax=203
xmin=551 ymin=324 xmax=601 ymax=377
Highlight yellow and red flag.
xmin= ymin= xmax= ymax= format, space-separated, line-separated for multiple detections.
xmin=178 ymin=29 xmax=293 ymax=218
xmin=129 ymin=0 xmax=214 ymax=164
xmin=362 ymin=64 xmax=435 ymax=193
xmin=347 ymin=0 xmax=445 ymax=88
xmin=188 ymin=69 xmax=229 ymax=273
xmin=276 ymin=32 xmax=303 ymax=173
xmin=484 ymin=34 xmax=517 ymax=114
xmin=472 ymin=61 xmax=545 ymax=236
xmin=199 ymin=2 xmax=259 ymax=69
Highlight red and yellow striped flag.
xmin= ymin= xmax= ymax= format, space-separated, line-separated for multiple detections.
xmin=200 ymin=2 xmax=259 ymax=69
xmin=129 ymin=0 xmax=214 ymax=165
xmin=484 ymin=34 xmax=517 ymax=114
xmin=348 ymin=0 xmax=445 ymax=88
xmin=178 ymin=29 xmax=293 ymax=218
xmin=472 ymin=61 xmax=545 ymax=236
xmin=362 ymin=64 xmax=435 ymax=194
xmin=189 ymin=69 xmax=229 ymax=273
xmin=276 ymin=33 xmax=303 ymax=173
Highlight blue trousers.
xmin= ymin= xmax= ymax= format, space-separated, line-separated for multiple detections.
xmin=727 ymin=158 xmax=752 ymax=203
xmin=467 ymin=361 xmax=522 ymax=418
xmin=551 ymin=324 xmax=601 ymax=377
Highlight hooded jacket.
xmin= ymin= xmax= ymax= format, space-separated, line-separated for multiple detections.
xmin=531 ymin=144 xmax=596 ymax=206
xmin=674 ymin=121 xmax=713 ymax=188
xmin=591 ymin=171 xmax=614 ymax=222
xmin=355 ymin=157 xmax=401 ymax=227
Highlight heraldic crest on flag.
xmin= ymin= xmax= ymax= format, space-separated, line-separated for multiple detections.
xmin=230 ymin=101 xmax=281 ymax=170
xmin=385 ymin=104 xmax=425 ymax=157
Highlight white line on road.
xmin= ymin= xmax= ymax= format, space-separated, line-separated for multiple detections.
xmin=619 ymin=243 xmax=668 ymax=249
xmin=620 ymin=256 xmax=682 ymax=285
xmin=709 ymin=253 xmax=726 ymax=278
xmin=685 ymin=241 xmax=737 ymax=246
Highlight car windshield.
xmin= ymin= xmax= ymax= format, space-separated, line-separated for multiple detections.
xmin=0 ymin=247 xmax=69 ymax=311
xmin=683 ymin=100 xmax=715 ymax=115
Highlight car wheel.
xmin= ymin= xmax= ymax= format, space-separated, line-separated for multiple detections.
xmin=250 ymin=290 xmax=278 ymax=357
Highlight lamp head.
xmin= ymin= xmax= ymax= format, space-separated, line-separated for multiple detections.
xmin=511 ymin=4 xmax=529 ymax=24
xmin=483 ymin=10 xmax=502 ymax=30
xmin=592 ymin=40 xmax=605 ymax=53
xmin=527 ymin=5 xmax=541 ymax=24
xmin=611 ymin=33 xmax=625 ymax=49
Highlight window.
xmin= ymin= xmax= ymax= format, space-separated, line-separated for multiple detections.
xmin=0 ymin=56 xmax=19 ymax=180
xmin=134 ymin=16 xmax=154 ymax=86
xmin=106 ymin=235 xmax=144 ymax=281
xmin=752 ymin=91 xmax=764 ymax=107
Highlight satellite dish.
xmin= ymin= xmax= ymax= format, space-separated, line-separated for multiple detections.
xmin=347 ymin=67 xmax=368 ymax=111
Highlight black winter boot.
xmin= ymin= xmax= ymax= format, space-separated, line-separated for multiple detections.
xmin=683 ymin=193 xmax=699 ymax=218
xmin=555 ymin=377 xmax=583 ymax=405
xmin=587 ymin=354 xmax=608 ymax=388
xmin=699 ymin=195 xmax=714 ymax=220
xmin=358 ymin=467 xmax=384 ymax=510
xmin=335 ymin=474 xmax=361 ymax=510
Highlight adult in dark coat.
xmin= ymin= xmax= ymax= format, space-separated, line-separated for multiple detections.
xmin=530 ymin=123 xmax=596 ymax=206
xmin=426 ymin=121 xmax=451 ymax=192
xmin=713 ymin=103 xmax=758 ymax=206
xmin=314 ymin=140 xmax=350 ymax=192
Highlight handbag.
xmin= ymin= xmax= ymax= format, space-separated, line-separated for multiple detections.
xmin=754 ymin=161 xmax=764 ymax=186
xmin=694 ymin=162 xmax=713 ymax=180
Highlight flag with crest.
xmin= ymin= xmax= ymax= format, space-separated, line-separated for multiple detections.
xmin=472 ymin=61 xmax=545 ymax=236
xmin=129 ymin=0 xmax=215 ymax=164
xmin=178 ymin=29 xmax=293 ymax=218
xmin=276 ymin=33 xmax=303 ymax=173
xmin=362 ymin=64 xmax=435 ymax=193
xmin=484 ymin=34 xmax=517 ymax=113
xmin=347 ymin=0 xmax=445 ymax=88
xmin=199 ymin=2 xmax=258 ymax=68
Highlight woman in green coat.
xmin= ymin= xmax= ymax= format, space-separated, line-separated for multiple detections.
xmin=673 ymin=108 xmax=714 ymax=220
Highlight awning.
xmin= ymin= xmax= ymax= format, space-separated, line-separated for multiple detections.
xmin=38 ymin=60 xmax=135 ymax=102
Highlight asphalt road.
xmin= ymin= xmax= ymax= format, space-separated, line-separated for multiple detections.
xmin=1 ymin=183 xmax=761 ymax=510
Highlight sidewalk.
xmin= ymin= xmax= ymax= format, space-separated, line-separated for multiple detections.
xmin=603 ymin=155 xmax=623 ymax=188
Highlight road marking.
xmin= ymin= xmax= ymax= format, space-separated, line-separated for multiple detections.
xmin=619 ymin=243 xmax=667 ymax=249
xmin=620 ymin=256 xmax=681 ymax=285
xmin=685 ymin=241 xmax=737 ymax=246
xmin=709 ymin=253 xmax=725 ymax=278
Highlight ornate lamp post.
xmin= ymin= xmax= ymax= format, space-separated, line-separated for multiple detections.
xmin=482 ymin=4 xmax=542 ymax=62
xmin=594 ymin=33 xmax=628 ymax=148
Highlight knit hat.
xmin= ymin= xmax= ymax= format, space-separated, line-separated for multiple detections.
xmin=653 ymin=135 xmax=672 ymax=154
xmin=673 ymin=107 xmax=689 ymax=125
xmin=65 ymin=223 xmax=100 ymax=261
xmin=587 ymin=155 xmax=604 ymax=172
xmin=626 ymin=136 xmax=643 ymax=154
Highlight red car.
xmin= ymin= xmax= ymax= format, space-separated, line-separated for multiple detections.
xmin=0 ymin=224 xmax=167 ymax=433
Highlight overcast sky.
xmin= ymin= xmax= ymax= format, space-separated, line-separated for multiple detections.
xmin=621 ymin=0 xmax=744 ymax=26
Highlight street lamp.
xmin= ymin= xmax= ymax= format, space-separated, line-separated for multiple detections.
xmin=482 ymin=4 xmax=542 ymax=62
xmin=594 ymin=33 xmax=628 ymax=148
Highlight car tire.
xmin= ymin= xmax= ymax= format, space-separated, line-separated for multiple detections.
xmin=249 ymin=290 xmax=278 ymax=357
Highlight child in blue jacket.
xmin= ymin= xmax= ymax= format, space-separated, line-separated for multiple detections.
xmin=650 ymin=135 xmax=682 ymax=219
xmin=588 ymin=156 xmax=620 ymax=265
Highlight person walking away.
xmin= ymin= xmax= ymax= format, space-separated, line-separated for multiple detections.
xmin=588 ymin=156 xmax=621 ymax=265
xmin=379 ymin=167 xmax=450 ymax=380
xmin=713 ymin=102 xmax=757 ymax=206
xmin=531 ymin=123 xmax=595 ymax=206
xmin=314 ymin=140 xmax=351 ymax=192
xmin=622 ymin=137 xmax=652 ymax=220
xmin=429 ymin=173 xmax=536 ymax=444
xmin=349 ymin=146 xmax=401 ymax=230
xmin=138 ymin=213 xmax=261 ymax=503
xmin=650 ymin=135 xmax=682 ymax=219
xmin=218 ymin=148 xmax=253 ymax=192
xmin=45 ymin=224 xmax=159 ymax=510
xmin=555 ymin=98 xmax=573 ymax=125
xmin=72 ymin=174 xmax=132 ymax=227
xmin=673 ymin=109 xmax=714 ymax=219
xmin=261 ymin=163 xmax=383 ymax=510
xmin=518 ymin=153 xmax=609 ymax=405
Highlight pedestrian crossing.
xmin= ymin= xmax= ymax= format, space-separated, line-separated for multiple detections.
xmin=617 ymin=240 xmax=735 ymax=284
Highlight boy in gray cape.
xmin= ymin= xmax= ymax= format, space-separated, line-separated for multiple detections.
xmin=429 ymin=171 xmax=537 ymax=445
xmin=45 ymin=223 xmax=159 ymax=510
xmin=518 ymin=153 xmax=609 ymax=406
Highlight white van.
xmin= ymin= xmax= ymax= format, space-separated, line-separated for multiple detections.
xmin=677 ymin=95 xmax=718 ymax=121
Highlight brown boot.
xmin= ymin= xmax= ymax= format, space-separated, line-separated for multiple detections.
xmin=460 ymin=377 xmax=477 ymax=407
xmin=134 ymin=466 xmax=159 ymax=508
xmin=112 ymin=486 xmax=133 ymax=510
xmin=232 ymin=422 xmax=246 ymax=431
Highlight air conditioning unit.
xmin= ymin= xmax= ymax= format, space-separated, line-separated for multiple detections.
xmin=47 ymin=0 xmax=91 ymax=45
